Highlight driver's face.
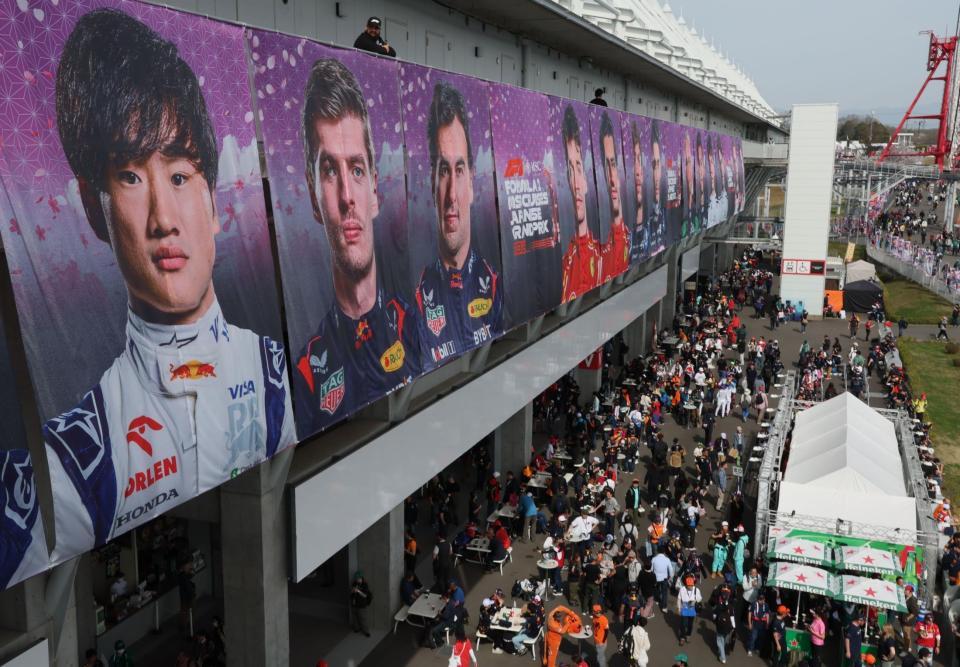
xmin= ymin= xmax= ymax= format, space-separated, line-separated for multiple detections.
xmin=308 ymin=114 xmax=378 ymax=282
xmin=99 ymin=149 xmax=218 ymax=323
xmin=565 ymin=139 xmax=587 ymax=225
xmin=602 ymin=135 xmax=620 ymax=218
xmin=652 ymin=141 xmax=662 ymax=203
xmin=633 ymin=141 xmax=643 ymax=209
xmin=432 ymin=118 xmax=474 ymax=264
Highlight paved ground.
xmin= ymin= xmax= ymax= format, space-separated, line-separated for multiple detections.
xmin=353 ymin=286 xmax=902 ymax=667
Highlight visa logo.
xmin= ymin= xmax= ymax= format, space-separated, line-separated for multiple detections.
xmin=229 ymin=380 xmax=256 ymax=400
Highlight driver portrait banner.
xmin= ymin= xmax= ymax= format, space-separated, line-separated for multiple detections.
xmin=400 ymin=63 xmax=503 ymax=371
xmin=661 ymin=122 xmax=684 ymax=248
xmin=620 ymin=113 xmax=652 ymax=265
xmin=249 ymin=31 xmax=422 ymax=439
xmin=589 ymin=106 xmax=630 ymax=283
xmin=0 ymin=307 xmax=48 ymax=591
xmin=0 ymin=0 xmax=295 ymax=565
xmin=550 ymin=97 xmax=602 ymax=304
xmin=489 ymin=84 xmax=562 ymax=328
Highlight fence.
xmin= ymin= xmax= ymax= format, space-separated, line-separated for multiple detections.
xmin=866 ymin=243 xmax=960 ymax=303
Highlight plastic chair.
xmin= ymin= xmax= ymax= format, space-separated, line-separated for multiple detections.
xmin=523 ymin=625 xmax=544 ymax=661
xmin=392 ymin=605 xmax=409 ymax=634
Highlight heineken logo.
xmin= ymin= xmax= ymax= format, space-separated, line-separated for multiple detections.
xmin=319 ymin=368 xmax=345 ymax=415
xmin=426 ymin=305 xmax=446 ymax=336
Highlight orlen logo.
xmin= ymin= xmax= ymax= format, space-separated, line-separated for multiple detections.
xmin=125 ymin=456 xmax=178 ymax=498
xmin=504 ymin=158 xmax=524 ymax=178
xmin=126 ymin=416 xmax=163 ymax=456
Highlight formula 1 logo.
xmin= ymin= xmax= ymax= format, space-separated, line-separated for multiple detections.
xmin=169 ymin=360 xmax=216 ymax=380
xmin=504 ymin=158 xmax=524 ymax=178
xmin=426 ymin=305 xmax=447 ymax=337
xmin=319 ymin=368 xmax=345 ymax=415
xmin=126 ymin=416 xmax=163 ymax=456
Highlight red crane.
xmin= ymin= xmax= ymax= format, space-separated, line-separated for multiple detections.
xmin=877 ymin=32 xmax=958 ymax=169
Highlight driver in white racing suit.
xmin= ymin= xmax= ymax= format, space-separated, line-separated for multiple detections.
xmin=42 ymin=9 xmax=295 ymax=560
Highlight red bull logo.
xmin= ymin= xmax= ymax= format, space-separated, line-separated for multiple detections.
xmin=169 ymin=360 xmax=217 ymax=380
xmin=354 ymin=319 xmax=372 ymax=350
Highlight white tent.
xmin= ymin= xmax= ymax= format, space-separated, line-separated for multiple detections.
xmin=777 ymin=393 xmax=916 ymax=532
xmin=845 ymin=260 xmax=878 ymax=284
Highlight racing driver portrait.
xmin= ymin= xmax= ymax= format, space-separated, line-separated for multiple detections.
xmin=43 ymin=9 xmax=296 ymax=557
xmin=597 ymin=111 xmax=629 ymax=282
xmin=415 ymin=82 xmax=503 ymax=368
xmin=294 ymin=58 xmax=422 ymax=436
xmin=559 ymin=104 xmax=601 ymax=303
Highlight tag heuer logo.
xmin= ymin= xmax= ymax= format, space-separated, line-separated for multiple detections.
xmin=319 ymin=368 xmax=345 ymax=415
xmin=468 ymin=297 xmax=493 ymax=318
xmin=380 ymin=341 xmax=405 ymax=372
xmin=426 ymin=305 xmax=447 ymax=337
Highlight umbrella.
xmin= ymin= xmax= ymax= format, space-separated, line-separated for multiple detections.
xmin=767 ymin=537 xmax=833 ymax=567
xmin=837 ymin=575 xmax=906 ymax=612
xmin=767 ymin=561 xmax=838 ymax=597
xmin=835 ymin=545 xmax=901 ymax=575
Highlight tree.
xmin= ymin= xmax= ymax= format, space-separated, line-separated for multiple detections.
xmin=836 ymin=114 xmax=891 ymax=146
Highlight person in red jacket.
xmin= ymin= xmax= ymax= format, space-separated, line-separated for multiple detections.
xmin=914 ymin=613 xmax=941 ymax=656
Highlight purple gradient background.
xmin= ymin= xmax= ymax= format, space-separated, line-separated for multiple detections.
xmin=620 ymin=113 xmax=651 ymax=265
xmin=0 ymin=0 xmax=280 ymax=422
xmin=400 ymin=63 xmax=501 ymax=370
xmin=661 ymin=122 xmax=684 ymax=247
xmin=488 ymin=83 xmax=562 ymax=329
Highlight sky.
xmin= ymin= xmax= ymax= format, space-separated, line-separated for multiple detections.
xmin=673 ymin=0 xmax=958 ymax=123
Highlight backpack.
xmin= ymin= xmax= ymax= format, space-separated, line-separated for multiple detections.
xmin=619 ymin=629 xmax=635 ymax=656
xmin=668 ymin=449 xmax=683 ymax=468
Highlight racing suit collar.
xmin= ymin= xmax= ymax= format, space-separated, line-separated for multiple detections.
xmin=332 ymin=286 xmax=384 ymax=327
xmin=439 ymin=248 xmax=476 ymax=286
xmin=125 ymin=300 xmax=226 ymax=396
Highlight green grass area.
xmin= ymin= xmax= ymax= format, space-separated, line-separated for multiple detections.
xmin=882 ymin=278 xmax=953 ymax=324
xmin=827 ymin=241 xmax=865 ymax=262
xmin=898 ymin=339 xmax=960 ymax=502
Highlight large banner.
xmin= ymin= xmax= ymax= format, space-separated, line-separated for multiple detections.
xmin=719 ymin=133 xmax=739 ymax=221
xmin=735 ymin=138 xmax=746 ymax=214
xmin=590 ymin=106 xmax=630 ymax=283
xmin=0 ymin=310 xmax=48 ymax=590
xmin=550 ymin=97 xmax=602 ymax=303
xmin=706 ymin=131 xmax=729 ymax=228
xmin=489 ymin=85 xmax=562 ymax=328
xmin=679 ymin=125 xmax=701 ymax=240
xmin=250 ymin=32 xmax=421 ymax=438
xmin=620 ymin=114 xmax=651 ymax=265
xmin=662 ymin=123 xmax=684 ymax=247
xmin=0 ymin=1 xmax=295 ymax=564
xmin=400 ymin=64 xmax=503 ymax=371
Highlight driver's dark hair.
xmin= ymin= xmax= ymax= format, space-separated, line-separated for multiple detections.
xmin=56 ymin=9 xmax=218 ymax=193
xmin=427 ymin=82 xmax=474 ymax=171
xmin=562 ymin=104 xmax=582 ymax=151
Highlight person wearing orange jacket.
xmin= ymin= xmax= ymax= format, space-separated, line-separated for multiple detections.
xmin=591 ymin=604 xmax=610 ymax=667
xmin=544 ymin=604 xmax=582 ymax=667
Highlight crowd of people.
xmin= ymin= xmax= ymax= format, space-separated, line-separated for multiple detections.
xmin=382 ymin=248 xmax=960 ymax=667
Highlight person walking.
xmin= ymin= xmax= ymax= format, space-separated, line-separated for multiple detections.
xmin=938 ymin=315 xmax=950 ymax=341
xmin=625 ymin=479 xmax=644 ymax=525
xmin=450 ymin=626 xmax=478 ymax=667
xmin=349 ymin=571 xmax=373 ymax=637
xmin=746 ymin=595 xmax=771 ymax=656
xmin=898 ymin=316 xmax=909 ymax=337
xmin=591 ymin=604 xmax=611 ymax=667
xmin=621 ymin=616 xmax=651 ymax=667
xmin=732 ymin=528 xmax=749 ymax=583
xmin=712 ymin=589 xmax=736 ymax=663
xmin=808 ymin=608 xmax=826 ymax=667
xmin=676 ymin=576 xmax=702 ymax=646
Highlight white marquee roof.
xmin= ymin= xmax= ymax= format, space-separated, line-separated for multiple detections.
xmin=777 ymin=393 xmax=916 ymax=532
xmin=563 ymin=0 xmax=778 ymax=121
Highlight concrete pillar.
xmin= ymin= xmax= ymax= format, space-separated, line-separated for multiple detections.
xmin=0 ymin=577 xmax=55 ymax=665
xmin=352 ymin=506 xmax=404 ymax=632
xmin=663 ymin=246 xmax=680 ymax=325
xmin=220 ymin=449 xmax=293 ymax=667
xmin=621 ymin=313 xmax=646 ymax=360
xmin=494 ymin=404 xmax=533 ymax=476
xmin=574 ymin=363 xmax=601 ymax=398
